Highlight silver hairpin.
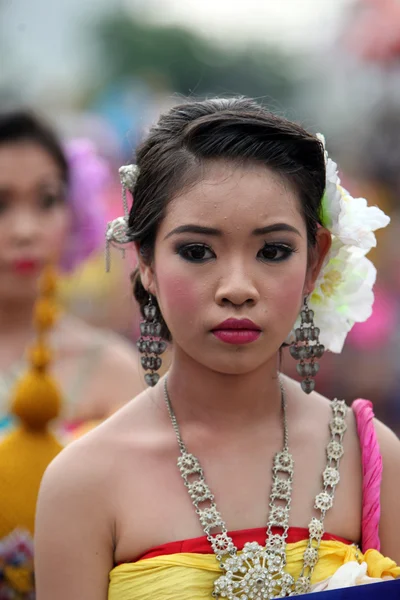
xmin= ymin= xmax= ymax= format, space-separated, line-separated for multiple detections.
xmin=105 ymin=164 xmax=139 ymax=272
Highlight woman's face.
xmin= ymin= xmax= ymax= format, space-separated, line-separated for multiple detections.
xmin=0 ymin=141 xmax=71 ymax=303
xmin=141 ymin=161 xmax=330 ymax=375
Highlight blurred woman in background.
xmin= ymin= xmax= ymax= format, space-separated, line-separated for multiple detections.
xmin=0 ymin=111 xmax=144 ymax=427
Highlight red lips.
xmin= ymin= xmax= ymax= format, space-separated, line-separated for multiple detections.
xmin=12 ymin=259 xmax=41 ymax=275
xmin=212 ymin=318 xmax=261 ymax=345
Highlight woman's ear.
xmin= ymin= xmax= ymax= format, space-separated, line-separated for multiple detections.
xmin=134 ymin=243 xmax=157 ymax=296
xmin=304 ymin=227 xmax=331 ymax=295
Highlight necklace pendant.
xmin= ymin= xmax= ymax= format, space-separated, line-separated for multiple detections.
xmin=214 ymin=542 xmax=294 ymax=599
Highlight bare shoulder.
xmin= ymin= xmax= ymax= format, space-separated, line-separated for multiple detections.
xmin=374 ymin=418 xmax=400 ymax=503
xmin=281 ymin=376 xmax=362 ymax=541
xmin=39 ymin=419 xmax=118 ymax=507
xmin=282 ymin=374 xmax=355 ymax=424
xmin=374 ymin=417 xmax=400 ymax=455
xmin=35 ymin=409 xmax=134 ymax=599
xmin=42 ymin=386 xmax=155 ymax=487
xmin=372 ymin=418 xmax=400 ymax=562
xmin=60 ymin=315 xmax=139 ymax=363
xmin=60 ymin=315 xmax=146 ymax=411
xmin=282 ymin=376 xmax=362 ymax=480
xmin=38 ymin=397 xmax=146 ymax=518
xmin=90 ymin=335 xmax=146 ymax=411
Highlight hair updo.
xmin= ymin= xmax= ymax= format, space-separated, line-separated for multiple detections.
xmin=128 ymin=97 xmax=326 ymax=340
xmin=0 ymin=110 xmax=69 ymax=181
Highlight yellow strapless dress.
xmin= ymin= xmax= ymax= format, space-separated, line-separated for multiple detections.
xmin=108 ymin=534 xmax=400 ymax=599
xmin=110 ymin=402 xmax=400 ymax=598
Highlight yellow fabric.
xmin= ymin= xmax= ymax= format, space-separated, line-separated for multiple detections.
xmin=3 ymin=565 xmax=33 ymax=593
xmin=108 ymin=541 xmax=400 ymax=600
xmin=11 ymin=369 xmax=62 ymax=429
xmin=10 ymin=264 xmax=62 ymax=431
xmin=0 ymin=264 xmax=64 ymax=540
xmin=0 ymin=428 xmax=62 ymax=538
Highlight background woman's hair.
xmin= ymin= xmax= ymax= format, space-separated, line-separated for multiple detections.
xmin=0 ymin=110 xmax=69 ymax=182
xmin=128 ymin=97 xmax=326 ymax=340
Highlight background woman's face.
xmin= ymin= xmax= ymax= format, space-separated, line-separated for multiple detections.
xmin=0 ymin=141 xmax=71 ymax=303
xmin=141 ymin=161 xmax=326 ymax=375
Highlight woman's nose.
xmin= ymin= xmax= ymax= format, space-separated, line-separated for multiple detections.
xmin=215 ymin=264 xmax=260 ymax=307
xmin=9 ymin=209 xmax=41 ymax=246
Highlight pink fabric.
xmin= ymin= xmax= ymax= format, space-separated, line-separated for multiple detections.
xmin=352 ymin=399 xmax=382 ymax=552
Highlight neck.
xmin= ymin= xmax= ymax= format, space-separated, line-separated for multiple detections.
xmin=165 ymin=348 xmax=283 ymax=431
xmin=0 ymin=298 xmax=39 ymax=370
xmin=0 ymin=297 xmax=36 ymax=334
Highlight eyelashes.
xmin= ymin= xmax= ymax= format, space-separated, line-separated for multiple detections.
xmin=39 ymin=190 xmax=66 ymax=210
xmin=176 ymin=243 xmax=216 ymax=263
xmin=175 ymin=242 xmax=297 ymax=264
xmin=257 ymin=242 xmax=296 ymax=263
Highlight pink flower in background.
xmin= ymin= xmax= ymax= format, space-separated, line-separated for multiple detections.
xmin=347 ymin=287 xmax=396 ymax=350
xmin=347 ymin=0 xmax=400 ymax=63
xmin=61 ymin=139 xmax=110 ymax=272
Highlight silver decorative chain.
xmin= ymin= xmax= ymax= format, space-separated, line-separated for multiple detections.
xmin=163 ymin=378 xmax=348 ymax=599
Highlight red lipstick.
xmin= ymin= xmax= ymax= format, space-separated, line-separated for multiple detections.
xmin=212 ymin=318 xmax=261 ymax=345
xmin=12 ymin=259 xmax=41 ymax=275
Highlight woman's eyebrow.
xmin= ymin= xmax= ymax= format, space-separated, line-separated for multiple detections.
xmin=252 ymin=223 xmax=302 ymax=237
xmin=164 ymin=224 xmax=222 ymax=240
xmin=164 ymin=222 xmax=302 ymax=241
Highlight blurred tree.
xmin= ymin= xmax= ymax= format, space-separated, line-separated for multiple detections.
xmin=90 ymin=10 xmax=297 ymax=104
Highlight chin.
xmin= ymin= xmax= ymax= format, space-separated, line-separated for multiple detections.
xmin=0 ymin=280 xmax=38 ymax=304
xmin=214 ymin=364 xmax=256 ymax=376
xmin=200 ymin=350 xmax=272 ymax=377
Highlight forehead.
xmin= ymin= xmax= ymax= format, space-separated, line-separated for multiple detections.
xmin=0 ymin=141 xmax=62 ymax=187
xmin=162 ymin=161 xmax=304 ymax=232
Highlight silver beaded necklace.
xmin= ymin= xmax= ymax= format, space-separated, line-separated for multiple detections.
xmin=163 ymin=377 xmax=348 ymax=599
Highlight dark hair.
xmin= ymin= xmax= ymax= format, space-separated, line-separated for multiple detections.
xmin=129 ymin=97 xmax=326 ymax=340
xmin=0 ymin=110 xmax=68 ymax=182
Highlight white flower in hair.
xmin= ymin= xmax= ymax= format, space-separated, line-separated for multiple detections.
xmin=333 ymin=187 xmax=390 ymax=250
xmin=300 ymin=134 xmax=391 ymax=353
xmin=317 ymin=134 xmax=390 ymax=250
xmin=317 ymin=134 xmax=342 ymax=233
xmin=310 ymin=241 xmax=376 ymax=353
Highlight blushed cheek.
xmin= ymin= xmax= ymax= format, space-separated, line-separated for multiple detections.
xmin=46 ymin=212 xmax=71 ymax=264
xmin=48 ymin=231 xmax=69 ymax=263
xmin=156 ymin=270 xmax=200 ymax=321
xmin=267 ymin=267 xmax=306 ymax=325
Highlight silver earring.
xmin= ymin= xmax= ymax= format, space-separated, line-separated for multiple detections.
xmin=289 ymin=296 xmax=325 ymax=394
xmin=137 ymin=295 xmax=167 ymax=386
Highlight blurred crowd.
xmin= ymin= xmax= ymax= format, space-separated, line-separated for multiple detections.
xmin=1 ymin=0 xmax=400 ymax=429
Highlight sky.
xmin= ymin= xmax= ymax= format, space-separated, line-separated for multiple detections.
xmin=147 ymin=0 xmax=354 ymax=48
xmin=0 ymin=0 xmax=354 ymax=98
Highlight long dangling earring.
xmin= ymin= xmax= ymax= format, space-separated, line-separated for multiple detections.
xmin=289 ymin=296 xmax=325 ymax=394
xmin=137 ymin=295 xmax=167 ymax=386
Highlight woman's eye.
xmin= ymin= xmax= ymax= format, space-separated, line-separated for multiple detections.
xmin=177 ymin=243 xmax=216 ymax=263
xmin=0 ymin=199 xmax=8 ymax=216
xmin=39 ymin=191 xmax=64 ymax=210
xmin=258 ymin=243 xmax=294 ymax=262
xmin=0 ymin=191 xmax=10 ymax=215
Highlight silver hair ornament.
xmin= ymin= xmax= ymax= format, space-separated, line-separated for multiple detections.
xmin=105 ymin=164 xmax=139 ymax=272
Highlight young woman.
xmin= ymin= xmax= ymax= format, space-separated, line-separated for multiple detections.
xmin=0 ymin=111 xmax=144 ymax=424
xmin=35 ymin=98 xmax=400 ymax=599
